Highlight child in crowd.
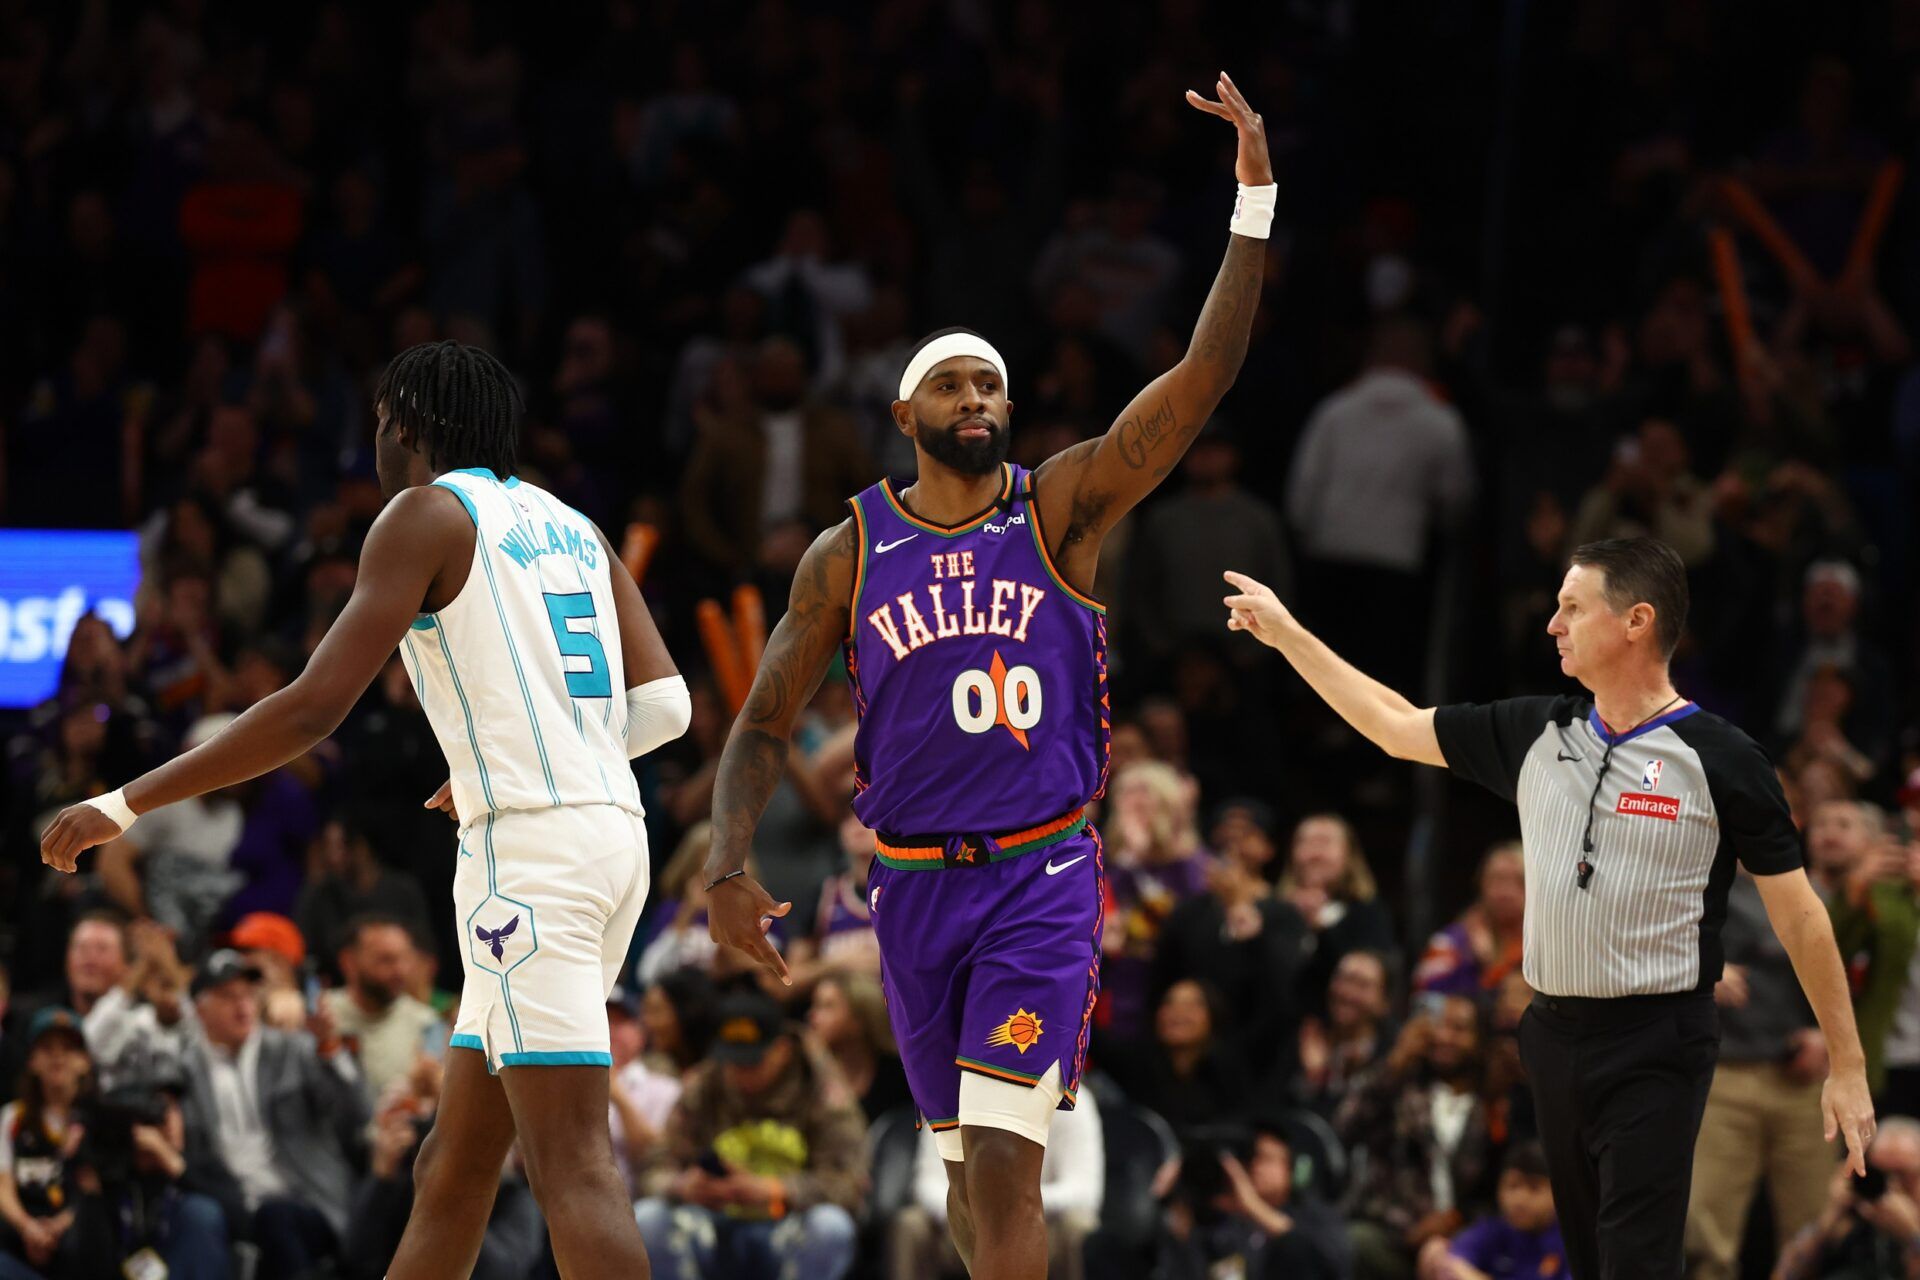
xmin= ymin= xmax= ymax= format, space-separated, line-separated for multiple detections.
xmin=1419 ymin=1143 xmax=1565 ymax=1280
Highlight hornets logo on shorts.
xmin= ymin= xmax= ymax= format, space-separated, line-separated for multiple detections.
xmin=466 ymin=892 xmax=537 ymax=976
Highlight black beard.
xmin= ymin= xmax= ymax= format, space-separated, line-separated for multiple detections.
xmin=917 ymin=417 xmax=1010 ymax=476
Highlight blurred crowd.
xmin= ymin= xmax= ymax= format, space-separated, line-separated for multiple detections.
xmin=3 ymin=0 xmax=1920 ymax=1277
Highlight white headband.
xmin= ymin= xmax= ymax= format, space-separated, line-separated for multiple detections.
xmin=897 ymin=333 xmax=1009 ymax=401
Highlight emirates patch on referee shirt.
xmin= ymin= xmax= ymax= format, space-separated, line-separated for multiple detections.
xmin=1618 ymin=792 xmax=1681 ymax=821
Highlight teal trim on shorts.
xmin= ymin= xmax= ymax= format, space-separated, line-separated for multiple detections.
xmin=483 ymin=813 xmax=530 ymax=1054
xmin=449 ymin=1034 xmax=486 ymax=1053
xmin=499 ymin=1051 xmax=612 ymax=1067
xmin=410 ymin=616 xmax=438 ymax=631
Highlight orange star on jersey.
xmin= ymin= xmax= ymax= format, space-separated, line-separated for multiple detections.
xmin=986 ymin=1008 xmax=1045 ymax=1054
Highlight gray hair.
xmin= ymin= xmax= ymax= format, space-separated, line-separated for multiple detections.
xmin=1874 ymin=1116 xmax=1920 ymax=1152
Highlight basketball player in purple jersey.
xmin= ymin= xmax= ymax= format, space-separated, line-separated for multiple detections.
xmin=707 ymin=74 xmax=1272 ymax=1280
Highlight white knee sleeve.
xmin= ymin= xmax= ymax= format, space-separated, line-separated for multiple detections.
xmin=939 ymin=1059 xmax=1064 ymax=1161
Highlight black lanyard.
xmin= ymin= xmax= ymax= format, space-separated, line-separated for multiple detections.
xmin=1577 ymin=694 xmax=1683 ymax=890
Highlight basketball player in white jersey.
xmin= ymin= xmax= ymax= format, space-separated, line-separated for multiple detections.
xmin=41 ymin=340 xmax=688 ymax=1279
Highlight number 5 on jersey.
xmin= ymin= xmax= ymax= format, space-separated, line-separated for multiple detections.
xmin=952 ymin=652 xmax=1042 ymax=750
xmin=543 ymin=592 xmax=611 ymax=697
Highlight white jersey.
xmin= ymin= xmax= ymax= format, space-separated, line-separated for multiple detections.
xmin=397 ymin=468 xmax=642 ymax=825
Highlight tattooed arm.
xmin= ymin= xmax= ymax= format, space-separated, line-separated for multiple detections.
xmin=1033 ymin=71 xmax=1272 ymax=592
xmin=705 ymin=518 xmax=858 ymax=982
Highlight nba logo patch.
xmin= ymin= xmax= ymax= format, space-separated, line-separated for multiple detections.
xmin=869 ymin=884 xmax=882 ymax=913
xmin=1641 ymin=759 xmax=1664 ymax=792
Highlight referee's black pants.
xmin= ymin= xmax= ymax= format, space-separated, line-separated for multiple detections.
xmin=1518 ymin=991 xmax=1719 ymax=1280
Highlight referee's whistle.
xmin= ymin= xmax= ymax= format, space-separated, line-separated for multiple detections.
xmin=1576 ymin=860 xmax=1594 ymax=890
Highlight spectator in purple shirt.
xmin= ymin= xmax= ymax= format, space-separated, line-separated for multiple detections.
xmin=1414 ymin=843 xmax=1525 ymax=1000
xmin=1101 ymin=762 xmax=1215 ymax=1042
xmin=1419 ymin=1142 xmax=1566 ymax=1280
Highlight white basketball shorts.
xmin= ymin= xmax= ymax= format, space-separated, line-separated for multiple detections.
xmin=448 ymin=804 xmax=650 ymax=1071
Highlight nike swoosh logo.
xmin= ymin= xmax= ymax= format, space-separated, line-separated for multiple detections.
xmin=875 ymin=535 xmax=919 ymax=554
xmin=1557 ymin=751 xmax=1583 ymax=762
xmin=1045 ymin=855 xmax=1088 ymax=876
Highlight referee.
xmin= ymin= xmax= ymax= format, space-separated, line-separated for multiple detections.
xmin=1222 ymin=536 xmax=1874 ymax=1279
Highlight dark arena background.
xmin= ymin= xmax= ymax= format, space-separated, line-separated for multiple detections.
xmin=1 ymin=2 xmax=1917 ymax=1278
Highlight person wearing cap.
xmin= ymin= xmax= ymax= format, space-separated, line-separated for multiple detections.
xmin=2 ymin=913 xmax=129 ymax=1100
xmin=709 ymin=73 xmax=1277 ymax=1280
xmin=4 ymin=1002 xmax=232 ymax=1280
xmin=634 ymin=988 xmax=867 ymax=1280
xmin=226 ymin=910 xmax=313 ymax=1035
xmin=0 ymin=1008 xmax=91 ymax=1275
xmin=228 ymin=911 xmax=305 ymax=973
xmin=180 ymin=948 xmax=368 ymax=1279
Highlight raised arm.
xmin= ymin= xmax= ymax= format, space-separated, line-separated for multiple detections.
xmin=705 ymin=519 xmax=858 ymax=982
xmin=42 ymin=486 xmax=472 ymax=870
xmin=1222 ymin=570 xmax=1445 ymax=766
xmin=1031 ymin=72 xmax=1272 ymax=582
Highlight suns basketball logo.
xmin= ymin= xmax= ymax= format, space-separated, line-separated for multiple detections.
xmin=986 ymin=1008 xmax=1044 ymax=1055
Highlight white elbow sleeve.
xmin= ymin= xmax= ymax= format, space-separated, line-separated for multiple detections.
xmin=624 ymin=676 xmax=692 ymax=759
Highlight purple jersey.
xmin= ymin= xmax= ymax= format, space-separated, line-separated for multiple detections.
xmin=813 ymin=872 xmax=878 ymax=965
xmin=844 ymin=463 xmax=1110 ymax=837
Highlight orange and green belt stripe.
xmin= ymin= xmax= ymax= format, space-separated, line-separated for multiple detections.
xmin=875 ymin=809 xmax=1087 ymax=871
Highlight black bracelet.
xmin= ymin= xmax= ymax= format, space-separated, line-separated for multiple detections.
xmin=705 ymin=869 xmax=748 ymax=892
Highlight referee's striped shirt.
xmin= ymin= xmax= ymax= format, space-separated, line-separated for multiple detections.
xmin=1433 ymin=697 xmax=1802 ymax=999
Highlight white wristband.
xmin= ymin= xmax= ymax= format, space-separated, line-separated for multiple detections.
xmin=1230 ymin=182 xmax=1278 ymax=240
xmin=86 ymin=787 xmax=138 ymax=835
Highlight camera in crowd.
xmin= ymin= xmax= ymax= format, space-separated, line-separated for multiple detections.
xmin=1171 ymin=1122 xmax=1256 ymax=1217
xmin=76 ymin=1085 xmax=173 ymax=1186
xmin=1850 ymin=1166 xmax=1889 ymax=1209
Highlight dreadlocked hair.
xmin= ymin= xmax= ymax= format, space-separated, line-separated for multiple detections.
xmin=374 ymin=340 xmax=523 ymax=479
